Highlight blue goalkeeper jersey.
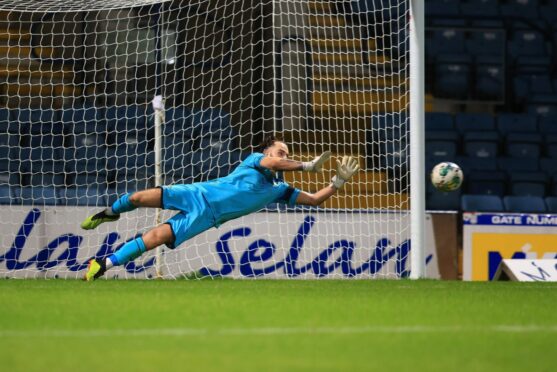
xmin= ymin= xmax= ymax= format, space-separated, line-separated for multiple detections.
xmin=193 ymin=152 xmax=301 ymax=226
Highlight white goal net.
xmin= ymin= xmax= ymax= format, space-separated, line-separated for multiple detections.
xmin=0 ymin=0 xmax=417 ymax=279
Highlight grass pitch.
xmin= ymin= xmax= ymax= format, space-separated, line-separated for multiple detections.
xmin=0 ymin=280 xmax=556 ymax=372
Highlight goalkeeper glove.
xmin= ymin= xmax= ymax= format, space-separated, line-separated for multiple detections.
xmin=332 ymin=156 xmax=360 ymax=189
xmin=302 ymin=151 xmax=331 ymax=172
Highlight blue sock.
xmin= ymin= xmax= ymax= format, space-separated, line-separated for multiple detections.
xmin=111 ymin=193 xmax=137 ymax=215
xmin=108 ymin=237 xmax=147 ymax=266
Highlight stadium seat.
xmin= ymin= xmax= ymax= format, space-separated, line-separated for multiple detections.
xmin=475 ymin=64 xmax=504 ymax=101
xmin=426 ymin=141 xmax=457 ymax=160
xmin=105 ymin=105 xmax=151 ymax=148
xmin=540 ymin=157 xmax=557 ymax=175
xmin=464 ymin=139 xmax=498 ymax=158
xmin=527 ymin=103 xmax=557 ymax=117
xmin=503 ymin=195 xmax=547 ymax=213
xmin=466 ymin=29 xmax=504 ymax=57
xmin=545 ymin=196 xmax=557 ymax=213
xmin=20 ymin=148 xmax=65 ymax=187
xmin=497 ymin=113 xmax=537 ymax=135
xmin=510 ymin=172 xmax=547 ymax=197
xmin=163 ymin=149 xmax=196 ymax=185
xmin=425 ymin=112 xmax=458 ymax=143
xmin=456 ymin=156 xmax=497 ymax=174
xmin=14 ymin=186 xmax=60 ymax=206
xmin=0 ymin=134 xmax=20 ymax=185
xmin=192 ymin=145 xmax=242 ymax=181
xmin=194 ymin=107 xmax=233 ymax=137
xmin=501 ymin=0 xmax=539 ymax=19
xmin=16 ymin=108 xmax=63 ymax=148
xmin=461 ymin=194 xmax=504 ymax=212
xmin=0 ymin=186 xmax=14 ymax=204
xmin=424 ymin=0 xmax=460 ymax=18
xmin=455 ymin=113 xmax=495 ymax=133
xmin=435 ymin=63 xmax=470 ymax=99
xmin=466 ymin=170 xmax=507 ymax=196
xmin=165 ymin=106 xmax=197 ymax=137
xmin=62 ymin=105 xmax=105 ymax=135
xmin=461 ymin=0 xmax=499 ymax=17
xmin=107 ymin=145 xmax=154 ymax=188
xmin=427 ymin=189 xmax=461 ymax=211
xmin=0 ymin=108 xmax=16 ymax=134
xmin=59 ymin=187 xmax=107 ymax=207
xmin=506 ymin=142 xmax=541 ymax=158
xmin=498 ymin=157 xmax=539 ymax=172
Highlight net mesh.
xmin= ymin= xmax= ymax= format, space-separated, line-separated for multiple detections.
xmin=0 ymin=0 xmax=410 ymax=279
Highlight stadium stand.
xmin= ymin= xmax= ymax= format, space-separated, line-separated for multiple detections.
xmin=461 ymin=194 xmax=505 ymax=212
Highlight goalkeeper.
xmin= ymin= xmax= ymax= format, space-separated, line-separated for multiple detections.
xmin=81 ymin=136 xmax=360 ymax=280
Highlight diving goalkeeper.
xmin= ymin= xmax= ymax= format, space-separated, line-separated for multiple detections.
xmin=81 ymin=136 xmax=360 ymax=280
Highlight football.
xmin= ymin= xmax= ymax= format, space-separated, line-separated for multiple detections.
xmin=430 ymin=162 xmax=463 ymax=191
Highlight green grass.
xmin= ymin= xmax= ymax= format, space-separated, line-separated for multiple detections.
xmin=0 ymin=280 xmax=556 ymax=372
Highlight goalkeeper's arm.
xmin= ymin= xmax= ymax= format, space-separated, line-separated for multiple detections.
xmin=260 ymin=151 xmax=332 ymax=172
xmin=295 ymin=156 xmax=360 ymax=207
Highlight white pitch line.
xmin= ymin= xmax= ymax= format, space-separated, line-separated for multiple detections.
xmin=1 ymin=325 xmax=557 ymax=338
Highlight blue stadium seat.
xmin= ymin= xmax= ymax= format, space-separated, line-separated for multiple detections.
xmin=107 ymin=145 xmax=154 ymax=187
xmin=538 ymin=115 xmax=557 ymax=135
xmin=59 ymin=187 xmax=107 ymax=206
xmin=425 ymin=0 xmax=460 ymax=18
xmin=510 ymin=172 xmax=547 ymax=197
xmin=64 ymin=146 xmax=108 ymax=187
xmin=540 ymin=157 xmax=557 ymax=175
xmin=0 ymin=186 xmax=14 ymax=204
xmin=497 ymin=113 xmax=537 ymax=135
xmin=527 ymin=103 xmax=557 ymax=117
xmin=509 ymin=29 xmax=547 ymax=52
xmin=15 ymin=187 xmax=60 ymax=206
xmin=475 ymin=64 xmax=504 ymax=101
xmin=545 ymin=196 xmax=557 ymax=213
xmin=466 ymin=170 xmax=507 ymax=196
xmin=498 ymin=157 xmax=539 ymax=172
xmin=20 ymin=148 xmax=65 ymax=187
xmin=0 ymin=134 xmax=20 ymax=185
xmin=431 ymin=29 xmax=466 ymax=56
xmin=425 ymin=113 xmax=458 ymax=142
xmin=504 ymin=195 xmax=547 ymax=213
xmin=62 ymin=105 xmax=105 ymax=135
xmin=0 ymin=108 xmax=16 ymax=134
xmin=15 ymin=108 xmax=63 ymax=148
xmin=192 ymin=144 xmax=242 ymax=181
xmin=455 ymin=113 xmax=495 ymax=133
xmin=501 ymin=0 xmax=539 ymax=19
xmin=506 ymin=142 xmax=541 ymax=158
xmin=435 ymin=63 xmax=470 ymax=99
xmin=105 ymin=105 xmax=151 ymax=147
xmin=464 ymin=140 xmax=498 ymax=158
xmin=427 ymin=189 xmax=461 ymax=211
xmin=165 ymin=106 xmax=197 ymax=137
xmin=456 ymin=156 xmax=497 ymax=173
xmin=425 ymin=112 xmax=454 ymax=131
xmin=466 ymin=29 xmax=504 ymax=56
xmin=461 ymin=194 xmax=504 ymax=212
xmin=426 ymin=141 xmax=457 ymax=160
xmin=194 ymin=107 xmax=233 ymax=138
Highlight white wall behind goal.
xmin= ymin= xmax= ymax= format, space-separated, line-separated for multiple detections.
xmin=0 ymin=207 xmax=439 ymax=279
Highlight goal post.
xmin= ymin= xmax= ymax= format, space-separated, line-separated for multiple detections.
xmin=0 ymin=0 xmax=426 ymax=280
xmin=410 ymin=0 xmax=426 ymax=279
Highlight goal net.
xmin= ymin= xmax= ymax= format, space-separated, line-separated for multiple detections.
xmin=0 ymin=0 xmax=417 ymax=279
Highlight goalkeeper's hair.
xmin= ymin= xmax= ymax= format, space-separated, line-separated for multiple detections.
xmin=256 ymin=134 xmax=284 ymax=153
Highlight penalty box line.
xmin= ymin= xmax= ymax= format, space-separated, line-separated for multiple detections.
xmin=2 ymin=325 xmax=557 ymax=337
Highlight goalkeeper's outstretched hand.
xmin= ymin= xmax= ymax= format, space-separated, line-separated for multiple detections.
xmin=302 ymin=151 xmax=332 ymax=172
xmin=332 ymin=156 xmax=360 ymax=189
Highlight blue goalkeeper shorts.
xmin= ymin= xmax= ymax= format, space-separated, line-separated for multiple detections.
xmin=159 ymin=185 xmax=216 ymax=248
